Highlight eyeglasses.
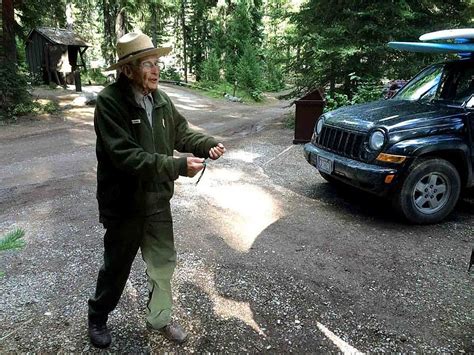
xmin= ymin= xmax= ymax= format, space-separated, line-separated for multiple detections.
xmin=138 ymin=60 xmax=162 ymax=71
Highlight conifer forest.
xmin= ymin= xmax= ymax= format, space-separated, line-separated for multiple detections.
xmin=0 ymin=0 xmax=473 ymax=117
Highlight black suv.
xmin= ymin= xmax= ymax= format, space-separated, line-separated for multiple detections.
xmin=304 ymin=57 xmax=474 ymax=224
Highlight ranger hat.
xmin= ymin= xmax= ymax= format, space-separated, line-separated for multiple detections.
xmin=106 ymin=32 xmax=171 ymax=70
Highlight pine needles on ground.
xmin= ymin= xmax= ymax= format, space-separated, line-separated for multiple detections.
xmin=0 ymin=228 xmax=26 ymax=251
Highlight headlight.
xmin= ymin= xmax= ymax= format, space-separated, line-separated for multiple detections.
xmin=369 ymin=130 xmax=386 ymax=150
xmin=316 ymin=117 xmax=325 ymax=135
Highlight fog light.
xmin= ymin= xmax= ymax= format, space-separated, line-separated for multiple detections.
xmin=377 ymin=153 xmax=407 ymax=164
xmin=385 ymin=174 xmax=395 ymax=184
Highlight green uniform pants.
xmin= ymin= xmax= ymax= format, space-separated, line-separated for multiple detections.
xmin=88 ymin=208 xmax=176 ymax=329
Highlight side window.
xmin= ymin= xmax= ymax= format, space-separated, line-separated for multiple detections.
xmin=453 ymin=70 xmax=474 ymax=103
xmin=394 ymin=65 xmax=444 ymax=101
xmin=438 ymin=65 xmax=474 ymax=104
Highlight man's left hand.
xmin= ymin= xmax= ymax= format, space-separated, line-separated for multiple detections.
xmin=209 ymin=143 xmax=226 ymax=160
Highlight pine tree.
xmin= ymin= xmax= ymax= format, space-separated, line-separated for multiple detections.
xmin=289 ymin=0 xmax=473 ymax=98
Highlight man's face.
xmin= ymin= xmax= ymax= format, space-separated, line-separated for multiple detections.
xmin=131 ymin=55 xmax=160 ymax=94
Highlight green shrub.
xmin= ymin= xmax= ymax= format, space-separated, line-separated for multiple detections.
xmin=81 ymin=68 xmax=107 ymax=85
xmin=0 ymin=63 xmax=32 ymax=120
xmin=0 ymin=228 xmax=25 ymax=252
xmin=284 ymin=112 xmax=295 ymax=129
xmin=250 ymin=89 xmax=264 ymax=102
xmin=236 ymin=43 xmax=264 ymax=101
xmin=0 ymin=228 xmax=26 ymax=277
xmin=27 ymin=70 xmax=43 ymax=86
xmin=42 ymin=100 xmax=60 ymax=114
xmin=160 ymin=66 xmax=181 ymax=81
xmin=11 ymin=101 xmax=41 ymax=116
xmin=201 ymin=52 xmax=221 ymax=83
xmin=223 ymin=59 xmax=237 ymax=86
xmin=263 ymin=61 xmax=285 ymax=92
xmin=323 ymin=81 xmax=384 ymax=112
xmin=351 ymin=81 xmax=384 ymax=104
xmin=236 ymin=44 xmax=262 ymax=92
xmin=324 ymin=92 xmax=351 ymax=112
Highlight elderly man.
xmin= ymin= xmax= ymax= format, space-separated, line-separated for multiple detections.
xmin=87 ymin=32 xmax=225 ymax=348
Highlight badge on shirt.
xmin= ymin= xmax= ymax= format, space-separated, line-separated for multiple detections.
xmin=132 ymin=119 xmax=141 ymax=124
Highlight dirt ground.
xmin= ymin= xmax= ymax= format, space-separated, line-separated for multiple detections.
xmin=0 ymin=84 xmax=472 ymax=353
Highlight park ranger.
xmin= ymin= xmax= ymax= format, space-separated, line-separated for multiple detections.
xmin=87 ymin=32 xmax=225 ymax=348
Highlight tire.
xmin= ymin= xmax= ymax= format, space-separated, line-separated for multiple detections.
xmin=393 ymin=158 xmax=461 ymax=224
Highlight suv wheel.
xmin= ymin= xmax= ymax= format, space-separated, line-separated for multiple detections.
xmin=394 ymin=158 xmax=461 ymax=224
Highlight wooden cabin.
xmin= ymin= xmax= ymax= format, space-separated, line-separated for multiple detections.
xmin=25 ymin=27 xmax=88 ymax=86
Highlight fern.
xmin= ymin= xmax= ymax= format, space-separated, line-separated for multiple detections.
xmin=0 ymin=228 xmax=26 ymax=251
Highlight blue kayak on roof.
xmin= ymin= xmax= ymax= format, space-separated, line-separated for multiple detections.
xmin=388 ymin=41 xmax=474 ymax=53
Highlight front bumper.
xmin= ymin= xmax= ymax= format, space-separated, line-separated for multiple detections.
xmin=304 ymin=143 xmax=403 ymax=196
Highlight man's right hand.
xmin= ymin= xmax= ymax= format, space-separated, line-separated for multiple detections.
xmin=186 ymin=157 xmax=205 ymax=177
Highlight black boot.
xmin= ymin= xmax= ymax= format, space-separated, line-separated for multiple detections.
xmin=88 ymin=320 xmax=112 ymax=348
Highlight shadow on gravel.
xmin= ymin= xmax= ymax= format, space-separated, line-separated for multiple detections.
xmin=176 ymin=282 xmax=266 ymax=352
xmin=296 ymin=180 xmax=473 ymax=225
xmin=299 ymin=181 xmax=402 ymax=223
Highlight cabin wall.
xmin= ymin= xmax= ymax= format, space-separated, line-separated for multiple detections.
xmin=25 ymin=32 xmax=47 ymax=75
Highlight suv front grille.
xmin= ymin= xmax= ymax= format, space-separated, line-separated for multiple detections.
xmin=315 ymin=125 xmax=366 ymax=160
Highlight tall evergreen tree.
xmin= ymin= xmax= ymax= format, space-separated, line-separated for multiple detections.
xmin=0 ymin=0 xmax=31 ymax=119
xmin=16 ymin=0 xmax=67 ymax=41
xmin=187 ymin=0 xmax=217 ymax=80
xmin=2 ymin=0 xmax=16 ymax=63
xmin=289 ymin=0 xmax=473 ymax=97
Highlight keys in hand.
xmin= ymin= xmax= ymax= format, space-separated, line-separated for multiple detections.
xmin=186 ymin=157 xmax=205 ymax=177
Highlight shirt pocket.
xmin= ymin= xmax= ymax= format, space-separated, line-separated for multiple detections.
xmin=129 ymin=111 xmax=155 ymax=152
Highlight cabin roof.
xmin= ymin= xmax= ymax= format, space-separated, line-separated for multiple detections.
xmin=29 ymin=27 xmax=89 ymax=47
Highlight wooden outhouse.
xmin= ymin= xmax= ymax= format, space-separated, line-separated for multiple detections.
xmin=25 ymin=27 xmax=88 ymax=86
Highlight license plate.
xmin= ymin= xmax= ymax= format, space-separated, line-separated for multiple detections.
xmin=317 ymin=156 xmax=333 ymax=174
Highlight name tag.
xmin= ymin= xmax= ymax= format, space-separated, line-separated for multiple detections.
xmin=131 ymin=119 xmax=141 ymax=124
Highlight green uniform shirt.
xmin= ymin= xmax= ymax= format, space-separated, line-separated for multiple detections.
xmin=94 ymin=75 xmax=218 ymax=223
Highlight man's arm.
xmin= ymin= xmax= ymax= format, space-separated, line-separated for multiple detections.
xmin=169 ymin=98 xmax=222 ymax=157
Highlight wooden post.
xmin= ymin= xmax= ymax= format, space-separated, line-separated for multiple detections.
xmin=74 ymin=69 xmax=82 ymax=92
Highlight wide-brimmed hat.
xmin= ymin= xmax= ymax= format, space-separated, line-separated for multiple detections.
xmin=106 ymin=32 xmax=172 ymax=70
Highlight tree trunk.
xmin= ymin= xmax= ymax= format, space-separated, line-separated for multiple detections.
xmin=344 ymin=74 xmax=351 ymax=100
xmin=66 ymin=2 xmax=74 ymax=30
xmin=151 ymin=8 xmax=156 ymax=46
xmin=0 ymin=2 xmax=3 ymax=61
xmin=102 ymin=0 xmax=117 ymax=65
xmin=2 ymin=0 xmax=16 ymax=64
xmin=180 ymin=0 xmax=188 ymax=83
xmin=115 ymin=7 xmax=127 ymax=42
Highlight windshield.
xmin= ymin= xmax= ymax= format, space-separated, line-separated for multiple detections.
xmin=393 ymin=61 xmax=474 ymax=106
xmin=393 ymin=64 xmax=443 ymax=102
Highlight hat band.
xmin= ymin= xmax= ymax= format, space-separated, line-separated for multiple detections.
xmin=118 ymin=47 xmax=155 ymax=62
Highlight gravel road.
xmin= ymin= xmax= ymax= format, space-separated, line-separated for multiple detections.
xmin=0 ymin=84 xmax=472 ymax=353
